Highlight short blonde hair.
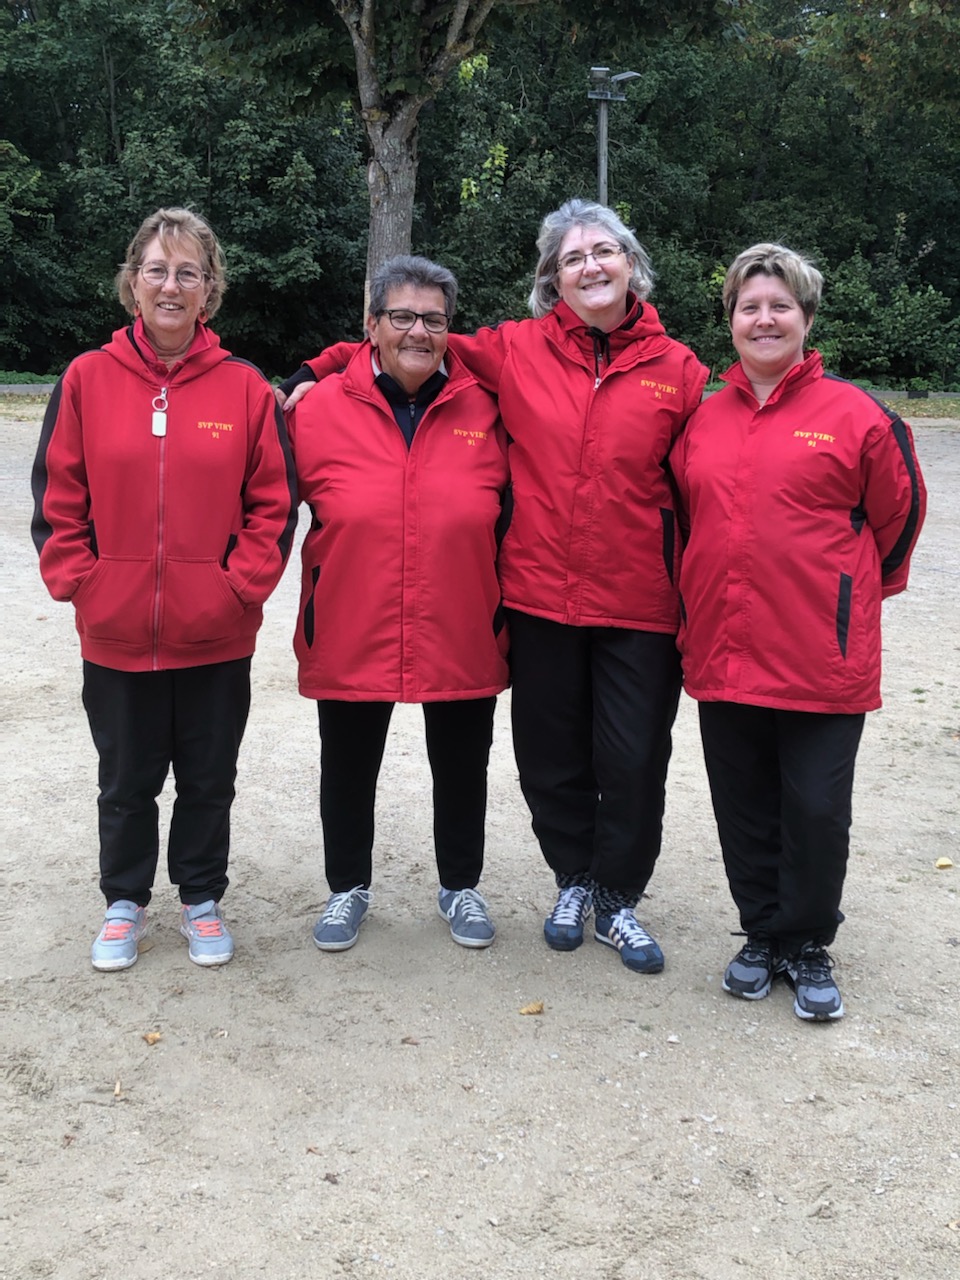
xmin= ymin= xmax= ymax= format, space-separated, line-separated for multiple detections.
xmin=722 ymin=243 xmax=823 ymax=322
xmin=116 ymin=207 xmax=227 ymax=319
xmin=528 ymin=198 xmax=655 ymax=318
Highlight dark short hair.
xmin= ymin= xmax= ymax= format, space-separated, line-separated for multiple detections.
xmin=722 ymin=243 xmax=823 ymax=322
xmin=528 ymin=198 xmax=655 ymax=317
xmin=369 ymin=255 xmax=458 ymax=318
xmin=116 ymin=207 xmax=227 ymax=318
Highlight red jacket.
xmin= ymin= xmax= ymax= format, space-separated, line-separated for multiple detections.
xmin=309 ymin=298 xmax=708 ymax=633
xmin=32 ymin=320 xmax=298 ymax=672
xmin=670 ymin=352 xmax=926 ymax=713
xmin=290 ymin=345 xmax=510 ymax=702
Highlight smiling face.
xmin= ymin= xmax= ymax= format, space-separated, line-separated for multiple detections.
xmin=366 ymin=284 xmax=448 ymax=395
xmin=730 ymin=271 xmax=813 ymax=388
xmin=130 ymin=233 xmax=212 ymax=364
xmin=555 ymin=223 xmax=633 ymax=330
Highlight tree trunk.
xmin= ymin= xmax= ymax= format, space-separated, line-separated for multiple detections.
xmin=363 ymin=110 xmax=421 ymax=275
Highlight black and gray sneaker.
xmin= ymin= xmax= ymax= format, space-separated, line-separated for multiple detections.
xmin=785 ymin=944 xmax=844 ymax=1021
xmin=722 ymin=937 xmax=785 ymax=1000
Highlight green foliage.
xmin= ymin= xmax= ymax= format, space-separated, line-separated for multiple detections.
xmin=2 ymin=0 xmax=958 ymax=386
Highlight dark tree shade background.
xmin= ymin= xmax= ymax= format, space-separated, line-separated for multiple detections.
xmin=2 ymin=0 xmax=958 ymax=387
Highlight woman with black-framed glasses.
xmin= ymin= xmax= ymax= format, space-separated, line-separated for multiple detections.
xmin=288 ymin=254 xmax=509 ymax=954
xmin=31 ymin=206 xmax=297 ymax=973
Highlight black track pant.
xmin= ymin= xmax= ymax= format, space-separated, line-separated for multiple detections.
xmin=506 ymin=610 xmax=682 ymax=899
xmin=82 ymin=658 xmax=252 ymax=908
xmin=317 ymin=698 xmax=496 ymax=894
xmin=698 ymin=702 xmax=865 ymax=951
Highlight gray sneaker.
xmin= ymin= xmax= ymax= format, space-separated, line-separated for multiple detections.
xmin=180 ymin=900 xmax=234 ymax=967
xmin=437 ymin=887 xmax=496 ymax=948
xmin=91 ymin=900 xmax=147 ymax=971
xmin=313 ymin=886 xmax=372 ymax=951
xmin=785 ymin=944 xmax=844 ymax=1021
xmin=723 ymin=938 xmax=786 ymax=1000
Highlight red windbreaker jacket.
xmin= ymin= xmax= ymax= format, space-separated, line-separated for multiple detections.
xmin=308 ymin=298 xmax=708 ymax=633
xmin=290 ymin=345 xmax=510 ymax=702
xmin=32 ymin=321 xmax=298 ymax=672
xmin=670 ymin=352 xmax=926 ymax=713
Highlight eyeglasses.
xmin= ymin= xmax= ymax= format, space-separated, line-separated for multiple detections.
xmin=557 ymin=245 xmax=625 ymax=274
xmin=138 ymin=261 xmax=209 ymax=290
xmin=377 ymin=309 xmax=450 ymax=333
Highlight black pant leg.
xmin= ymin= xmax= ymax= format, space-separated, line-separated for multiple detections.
xmin=774 ymin=709 xmax=865 ymax=949
xmin=698 ymin=702 xmax=783 ymax=937
xmin=590 ymin=628 xmax=682 ymax=897
xmin=506 ymin=610 xmax=596 ymax=879
xmin=82 ymin=661 xmax=174 ymax=908
xmin=317 ymin=700 xmax=394 ymax=893
xmin=423 ymin=697 xmax=496 ymax=891
xmin=168 ymin=658 xmax=252 ymax=904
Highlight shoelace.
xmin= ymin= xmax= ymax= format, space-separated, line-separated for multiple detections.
xmin=323 ymin=889 xmax=369 ymax=923
xmin=101 ymin=920 xmax=137 ymax=941
xmin=794 ymin=947 xmax=833 ymax=982
xmin=612 ymin=910 xmax=654 ymax=947
xmin=552 ymin=886 xmax=590 ymax=926
xmin=190 ymin=916 xmax=225 ymax=938
xmin=452 ymin=888 xmax=489 ymax=922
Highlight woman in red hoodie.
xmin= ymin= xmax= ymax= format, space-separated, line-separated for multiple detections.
xmin=279 ymin=200 xmax=708 ymax=973
xmin=32 ymin=208 xmax=297 ymax=972
xmin=671 ymin=243 xmax=926 ymax=1020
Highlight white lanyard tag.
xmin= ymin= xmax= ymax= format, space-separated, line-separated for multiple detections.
xmin=152 ymin=388 xmax=169 ymax=437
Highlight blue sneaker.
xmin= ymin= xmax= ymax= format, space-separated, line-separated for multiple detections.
xmin=313 ymin=886 xmax=372 ymax=952
xmin=438 ymin=887 xmax=496 ymax=948
xmin=543 ymin=884 xmax=593 ymax=951
xmin=785 ymin=944 xmax=844 ymax=1021
xmin=594 ymin=908 xmax=664 ymax=973
xmin=180 ymin=900 xmax=234 ymax=967
xmin=91 ymin=901 xmax=147 ymax=971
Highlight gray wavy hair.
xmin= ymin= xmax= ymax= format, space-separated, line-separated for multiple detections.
xmin=116 ymin=207 xmax=227 ymax=319
xmin=722 ymin=243 xmax=824 ymax=322
xmin=527 ymin=198 xmax=655 ymax=317
xmin=369 ymin=255 xmax=458 ymax=319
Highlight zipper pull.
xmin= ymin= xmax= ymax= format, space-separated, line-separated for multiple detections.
xmin=594 ymin=376 xmax=601 ymax=390
xmin=152 ymin=386 xmax=168 ymax=437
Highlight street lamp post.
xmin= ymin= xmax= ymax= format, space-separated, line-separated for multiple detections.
xmin=587 ymin=66 xmax=641 ymax=207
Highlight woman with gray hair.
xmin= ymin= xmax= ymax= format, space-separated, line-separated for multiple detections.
xmin=288 ymin=255 xmax=509 ymax=953
xmin=671 ymin=243 xmax=926 ymax=1019
xmin=32 ymin=207 xmax=297 ymax=972
xmin=279 ymin=200 xmax=708 ymax=973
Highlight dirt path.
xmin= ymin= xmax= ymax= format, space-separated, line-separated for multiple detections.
xmin=3 ymin=402 xmax=958 ymax=1279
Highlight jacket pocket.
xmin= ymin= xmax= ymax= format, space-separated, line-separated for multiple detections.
xmin=836 ymin=573 xmax=852 ymax=658
xmin=72 ymin=557 xmax=154 ymax=649
xmin=160 ymin=558 xmax=246 ymax=646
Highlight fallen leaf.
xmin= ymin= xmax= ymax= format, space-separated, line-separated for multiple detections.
xmin=322 ymin=1172 xmax=339 ymax=1185
xmin=306 ymin=1146 xmax=321 ymax=1156
xmin=142 ymin=1031 xmax=162 ymax=1046
xmin=401 ymin=1036 xmax=420 ymax=1045
xmin=519 ymin=1001 xmax=544 ymax=1016
xmin=934 ymin=857 xmax=954 ymax=870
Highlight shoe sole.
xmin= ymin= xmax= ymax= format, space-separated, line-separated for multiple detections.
xmin=792 ymin=998 xmax=845 ymax=1021
xmin=313 ymin=925 xmax=364 ymax=952
xmin=92 ymin=951 xmax=140 ymax=972
xmin=722 ymin=978 xmax=772 ymax=1000
xmin=594 ymin=929 xmax=664 ymax=973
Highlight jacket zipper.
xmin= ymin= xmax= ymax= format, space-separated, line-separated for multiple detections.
xmin=151 ymin=386 xmax=169 ymax=668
